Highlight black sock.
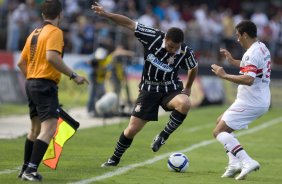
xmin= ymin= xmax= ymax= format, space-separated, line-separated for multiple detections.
xmin=160 ymin=110 xmax=187 ymax=140
xmin=111 ymin=132 xmax=133 ymax=162
xmin=21 ymin=139 xmax=34 ymax=171
xmin=25 ymin=139 xmax=49 ymax=173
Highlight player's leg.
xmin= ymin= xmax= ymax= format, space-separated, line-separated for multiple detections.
xmin=22 ymin=118 xmax=57 ymax=181
xmin=213 ymin=119 xmax=243 ymax=178
xmin=214 ymin=113 xmax=241 ymax=178
xmin=152 ymin=92 xmax=190 ymax=152
xmin=18 ymin=116 xmax=41 ymax=178
xmin=101 ymin=90 xmax=158 ymax=167
xmin=19 ymin=80 xmax=40 ymax=178
xmin=101 ymin=116 xmax=148 ymax=167
xmin=21 ymin=79 xmax=58 ymax=181
xmin=213 ymin=103 xmax=267 ymax=179
xmin=215 ymin=122 xmax=260 ymax=180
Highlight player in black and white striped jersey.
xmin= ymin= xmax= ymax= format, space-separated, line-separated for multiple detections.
xmin=135 ymin=23 xmax=197 ymax=93
xmin=92 ymin=2 xmax=198 ymax=167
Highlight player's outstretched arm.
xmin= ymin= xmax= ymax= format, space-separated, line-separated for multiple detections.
xmin=211 ymin=64 xmax=254 ymax=86
xmin=91 ymin=2 xmax=135 ymax=32
xmin=183 ymin=66 xmax=198 ymax=96
xmin=220 ymin=48 xmax=241 ymax=68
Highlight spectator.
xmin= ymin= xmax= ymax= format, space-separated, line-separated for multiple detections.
xmin=87 ymin=45 xmax=134 ymax=116
xmin=6 ymin=3 xmax=29 ymax=51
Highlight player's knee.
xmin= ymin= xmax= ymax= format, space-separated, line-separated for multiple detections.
xmin=216 ymin=116 xmax=221 ymax=125
xmin=124 ymin=126 xmax=138 ymax=139
xmin=213 ymin=128 xmax=220 ymax=138
xmin=174 ymin=96 xmax=190 ymax=113
xmin=29 ymin=127 xmax=40 ymax=140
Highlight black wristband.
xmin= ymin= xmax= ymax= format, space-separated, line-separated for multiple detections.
xmin=70 ymin=72 xmax=78 ymax=80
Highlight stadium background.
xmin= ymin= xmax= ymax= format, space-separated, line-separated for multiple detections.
xmin=0 ymin=0 xmax=282 ymax=109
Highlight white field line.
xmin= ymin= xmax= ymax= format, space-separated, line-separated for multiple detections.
xmin=69 ymin=116 xmax=282 ymax=184
xmin=0 ymin=122 xmax=213 ymax=176
xmin=0 ymin=167 xmax=20 ymax=175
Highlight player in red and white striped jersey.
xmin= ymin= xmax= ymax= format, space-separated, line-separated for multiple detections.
xmin=211 ymin=20 xmax=271 ymax=180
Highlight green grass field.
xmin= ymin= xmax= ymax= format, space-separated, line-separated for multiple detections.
xmin=0 ymin=105 xmax=282 ymax=184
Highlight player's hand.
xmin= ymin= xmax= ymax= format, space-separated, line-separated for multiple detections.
xmin=220 ymin=48 xmax=233 ymax=63
xmin=73 ymin=75 xmax=89 ymax=85
xmin=211 ymin=64 xmax=226 ymax=78
xmin=91 ymin=2 xmax=105 ymax=16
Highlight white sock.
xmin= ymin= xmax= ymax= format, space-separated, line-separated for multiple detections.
xmin=216 ymin=132 xmax=252 ymax=163
xmin=227 ymin=133 xmax=240 ymax=164
xmin=227 ymin=151 xmax=240 ymax=165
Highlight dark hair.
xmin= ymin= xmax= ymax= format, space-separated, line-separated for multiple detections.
xmin=166 ymin=27 xmax=184 ymax=43
xmin=41 ymin=0 xmax=62 ymax=20
xmin=235 ymin=20 xmax=257 ymax=38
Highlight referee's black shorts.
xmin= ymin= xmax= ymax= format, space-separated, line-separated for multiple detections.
xmin=132 ymin=90 xmax=182 ymax=121
xmin=25 ymin=78 xmax=59 ymax=122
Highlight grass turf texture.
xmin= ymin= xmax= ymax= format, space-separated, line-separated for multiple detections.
xmin=0 ymin=105 xmax=281 ymax=184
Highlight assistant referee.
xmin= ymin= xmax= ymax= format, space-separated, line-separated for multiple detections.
xmin=17 ymin=0 xmax=88 ymax=181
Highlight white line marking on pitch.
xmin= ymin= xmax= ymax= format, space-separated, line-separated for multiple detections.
xmin=69 ymin=117 xmax=282 ymax=184
xmin=0 ymin=167 xmax=20 ymax=175
xmin=0 ymin=121 xmax=212 ymax=176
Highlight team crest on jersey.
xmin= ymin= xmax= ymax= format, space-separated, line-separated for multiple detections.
xmin=167 ymin=56 xmax=175 ymax=64
xmin=134 ymin=103 xmax=142 ymax=112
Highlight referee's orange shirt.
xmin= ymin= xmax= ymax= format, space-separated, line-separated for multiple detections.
xmin=21 ymin=24 xmax=64 ymax=84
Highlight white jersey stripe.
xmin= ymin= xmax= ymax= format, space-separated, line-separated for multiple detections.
xmin=149 ymin=35 xmax=161 ymax=50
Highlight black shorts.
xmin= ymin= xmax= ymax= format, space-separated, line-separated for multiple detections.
xmin=25 ymin=78 xmax=59 ymax=122
xmin=132 ymin=90 xmax=182 ymax=121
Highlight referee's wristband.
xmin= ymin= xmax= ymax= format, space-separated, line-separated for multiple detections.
xmin=70 ymin=72 xmax=78 ymax=80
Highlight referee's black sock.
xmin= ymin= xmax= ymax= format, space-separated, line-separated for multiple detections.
xmin=110 ymin=132 xmax=133 ymax=162
xmin=25 ymin=139 xmax=49 ymax=173
xmin=21 ymin=139 xmax=34 ymax=171
xmin=160 ymin=110 xmax=187 ymax=140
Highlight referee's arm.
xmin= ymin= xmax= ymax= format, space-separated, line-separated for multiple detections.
xmin=17 ymin=58 xmax=27 ymax=78
xmin=47 ymin=50 xmax=73 ymax=77
xmin=47 ymin=50 xmax=89 ymax=85
xmin=91 ymin=2 xmax=136 ymax=31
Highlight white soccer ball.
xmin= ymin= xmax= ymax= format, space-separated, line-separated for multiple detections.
xmin=167 ymin=153 xmax=189 ymax=172
xmin=95 ymin=92 xmax=118 ymax=115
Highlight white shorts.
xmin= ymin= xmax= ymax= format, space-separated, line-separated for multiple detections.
xmin=221 ymin=101 xmax=269 ymax=130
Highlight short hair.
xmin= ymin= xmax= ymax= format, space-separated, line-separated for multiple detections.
xmin=41 ymin=0 xmax=62 ymax=20
xmin=166 ymin=27 xmax=184 ymax=43
xmin=235 ymin=20 xmax=257 ymax=38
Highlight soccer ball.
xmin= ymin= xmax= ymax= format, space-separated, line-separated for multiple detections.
xmin=167 ymin=153 xmax=189 ymax=172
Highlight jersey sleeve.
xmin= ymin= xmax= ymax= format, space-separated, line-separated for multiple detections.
xmin=46 ymin=29 xmax=64 ymax=54
xmin=134 ymin=22 xmax=162 ymax=47
xmin=240 ymin=50 xmax=262 ymax=78
xmin=179 ymin=48 xmax=198 ymax=70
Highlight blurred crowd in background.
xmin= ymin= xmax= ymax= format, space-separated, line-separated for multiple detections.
xmin=1 ymin=0 xmax=282 ymax=66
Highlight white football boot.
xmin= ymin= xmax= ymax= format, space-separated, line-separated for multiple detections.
xmin=235 ymin=159 xmax=260 ymax=180
xmin=221 ymin=162 xmax=242 ymax=178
